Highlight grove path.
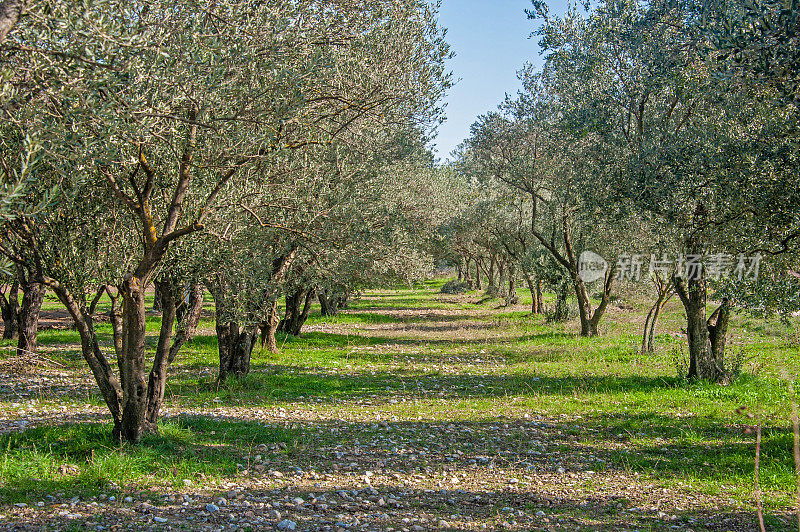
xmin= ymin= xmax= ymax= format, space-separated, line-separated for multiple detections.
xmin=0 ymin=286 xmax=783 ymax=531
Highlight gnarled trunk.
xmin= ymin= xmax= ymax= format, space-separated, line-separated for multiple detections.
xmin=218 ymin=320 xmax=258 ymax=382
xmin=0 ymin=282 xmax=19 ymax=339
xmin=262 ymin=298 xmax=280 ymax=353
xmin=16 ymin=274 xmax=44 ymax=356
xmin=674 ymin=273 xmax=730 ymax=382
xmin=318 ymin=289 xmax=342 ymax=317
xmin=118 ymin=275 xmax=149 ymax=443
xmin=571 ymin=267 xmax=614 ymax=338
xmin=505 ymin=264 xmax=518 ymax=306
xmin=551 ymin=280 xmax=570 ymax=322
xmin=279 ymin=287 xmax=314 ymax=337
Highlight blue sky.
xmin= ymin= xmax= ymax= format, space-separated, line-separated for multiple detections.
xmin=433 ymin=0 xmax=568 ymax=160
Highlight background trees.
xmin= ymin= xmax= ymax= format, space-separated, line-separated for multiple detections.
xmin=439 ymin=0 xmax=800 ymax=381
xmin=0 ymin=0 xmax=451 ymax=441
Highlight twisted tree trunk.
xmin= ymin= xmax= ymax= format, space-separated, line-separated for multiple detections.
xmin=0 ymin=282 xmax=19 ymax=339
xmin=16 ymin=272 xmax=43 ymax=356
xmin=674 ymin=273 xmax=730 ymax=382
xmin=552 ymin=280 xmax=570 ymax=322
xmin=262 ymin=298 xmax=280 ymax=353
xmin=0 ymin=0 xmax=24 ymax=44
xmin=505 ymin=264 xmax=518 ymax=306
xmin=218 ymin=320 xmax=259 ymax=382
xmin=279 ymin=287 xmax=314 ymax=337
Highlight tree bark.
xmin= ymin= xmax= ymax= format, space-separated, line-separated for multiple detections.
xmin=152 ymin=282 xmax=163 ymax=312
xmin=144 ymin=281 xmax=176 ymax=431
xmin=263 ymin=298 xmax=280 ymax=353
xmin=0 ymin=0 xmax=23 ymax=45
xmin=118 ymin=274 xmax=150 ymax=443
xmin=231 ymin=325 xmax=258 ymax=376
xmin=463 ymin=257 xmax=473 ymax=288
xmin=552 ymin=280 xmax=570 ymax=322
xmin=531 ymin=215 xmax=614 ymax=336
xmin=279 ymin=287 xmax=314 ymax=337
xmin=505 ymin=264 xmax=518 ymax=306
xmin=318 ymin=290 xmax=340 ymax=317
xmin=0 ymin=282 xmax=19 ymax=339
xmin=217 ymin=319 xmax=233 ymax=383
xmin=674 ymin=274 xmax=729 ymax=382
xmin=219 ymin=320 xmax=260 ymax=382
xmin=16 ymin=274 xmax=43 ymax=356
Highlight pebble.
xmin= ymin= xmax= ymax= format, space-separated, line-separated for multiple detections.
xmin=277 ymin=519 xmax=297 ymax=530
xmin=206 ymin=503 xmax=220 ymax=513
xmin=153 ymin=517 xmax=168 ymax=524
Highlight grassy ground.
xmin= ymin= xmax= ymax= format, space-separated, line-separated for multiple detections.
xmin=0 ymin=279 xmax=799 ymax=531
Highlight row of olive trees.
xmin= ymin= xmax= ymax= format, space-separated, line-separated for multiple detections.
xmin=441 ymin=0 xmax=800 ymax=383
xmin=0 ymin=0 xmax=451 ymax=442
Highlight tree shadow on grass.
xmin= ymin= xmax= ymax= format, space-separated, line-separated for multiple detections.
xmin=1 ymin=414 xmax=794 ymax=531
xmin=166 ymin=366 xmax=688 ymax=406
xmin=0 ymin=418 xmax=300 ymax=503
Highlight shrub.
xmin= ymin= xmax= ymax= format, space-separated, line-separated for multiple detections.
xmin=441 ymin=280 xmax=470 ymax=294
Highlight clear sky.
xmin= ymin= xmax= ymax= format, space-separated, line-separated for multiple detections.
xmin=433 ymin=0 xmax=568 ymax=161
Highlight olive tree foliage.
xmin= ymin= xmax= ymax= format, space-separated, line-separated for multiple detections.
xmin=0 ymin=0 xmax=451 ymax=442
xmin=453 ymin=79 xmax=635 ymax=335
xmin=136 ymin=1 xmax=452 ymax=385
xmin=530 ymin=0 xmax=800 ymax=381
xmin=703 ymin=0 xmax=800 ymax=112
xmin=198 ymin=137 xmax=449 ymax=381
xmin=0 ymin=0 xmax=142 ymax=356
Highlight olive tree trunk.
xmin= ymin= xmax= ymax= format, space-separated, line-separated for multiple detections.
xmin=505 ymin=264 xmax=518 ymax=306
xmin=532 ymin=215 xmax=615 ymax=336
xmin=0 ymin=282 xmax=19 ymax=339
xmin=218 ymin=320 xmax=259 ymax=383
xmin=674 ymin=274 xmax=731 ymax=382
xmin=641 ymin=273 xmax=674 ymax=356
xmin=16 ymin=273 xmax=44 ymax=356
xmin=279 ymin=287 xmax=314 ymax=337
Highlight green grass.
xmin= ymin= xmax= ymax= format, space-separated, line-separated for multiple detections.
xmin=0 ymin=417 xmax=305 ymax=503
xmin=2 ymin=277 xmax=800 ymax=526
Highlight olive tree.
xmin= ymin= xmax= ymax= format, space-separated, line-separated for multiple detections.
xmin=531 ymin=0 xmax=800 ymax=380
xmin=2 ymin=0 xmax=449 ymax=442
